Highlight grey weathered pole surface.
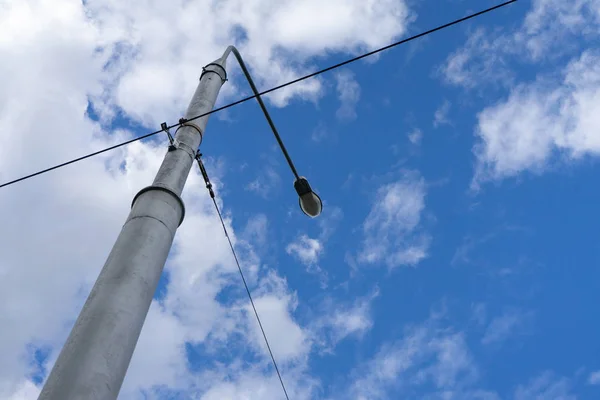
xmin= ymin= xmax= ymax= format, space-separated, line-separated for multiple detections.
xmin=38 ymin=54 xmax=228 ymax=400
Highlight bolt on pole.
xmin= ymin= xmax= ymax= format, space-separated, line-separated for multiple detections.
xmin=38 ymin=53 xmax=229 ymax=400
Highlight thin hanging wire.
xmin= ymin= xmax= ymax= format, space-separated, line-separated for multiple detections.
xmin=195 ymin=153 xmax=291 ymax=400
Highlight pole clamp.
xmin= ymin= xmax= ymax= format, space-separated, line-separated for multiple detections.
xmin=175 ymin=118 xmax=204 ymax=146
xmin=161 ymin=122 xmax=177 ymax=152
xmin=201 ymin=64 xmax=228 ymax=83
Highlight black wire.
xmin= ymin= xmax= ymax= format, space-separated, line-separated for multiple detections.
xmin=0 ymin=0 xmax=518 ymax=191
xmin=210 ymin=195 xmax=291 ymax=400
xmin=195 ymin=153 xmax=289 ymax=398
xmin=199 ymin=0 xmax=519 ymax=110
xmin=0 ymin=130 xmax=161 ymax=189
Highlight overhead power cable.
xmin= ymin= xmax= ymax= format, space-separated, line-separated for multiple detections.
xmin=0 ymin=0 xmax=518 ymax=191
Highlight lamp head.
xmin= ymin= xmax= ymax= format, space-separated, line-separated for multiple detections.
xmin=294 ymin=177 xmax=322 ymax=218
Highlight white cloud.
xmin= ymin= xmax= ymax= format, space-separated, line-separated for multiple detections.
xmin=197 ymin=363 xmax=318 ymax=400
xmin=286 ymin=235 xmax=323 ymax=266
xmin=408 ymin=128 xmax=423 ymax=145
xmin=246 ymin=295 xmax=309 ymax=363
xmin=312 ymin=290 xmax=378 ymax=352
xmin=120 ymin=303 xmax=188 ymax=396
xmin=335 ymin=69 xmax=361 ymax=121
xmin=472 ymin=50 xmax=600 ymax=186
xmin=439 ymin=0 xmax=600 ymax=187
xmin=328 ymin=301 xmax=373 ymax=342
xmin=243 ymin=214 xmax=269 ymax=248
xmin=441 ymin=0 xmax=600 ymax=90
xmin=340 ymin=311 xmax=581 ymax=400
xmin=261 ymin=0 xmax=412 ymax=55
xmin=287 ymin=207 xmax=344 ymax=286
xmin=83 ymin=0 xmax=413 ymax=126
xmin=514 ymin=371 xmax=575 ymax=400
xmin=418 ymin=333 xmax=478 ymax=390
xmin=0 ymin=2 xmax=142 ymax=390
xmin=358 ymin=171 xmax=430 ymax=268
xmin=0 ymin=0 xmax=415 ymax=397
xmin=241 ymin=272 xmax=310 ymax=365
xmin=433 ymin=100 xmax=452 ymax=128
xmin=5 ymin=381 xmax=40 ymax=400
xmin=522 ymin=0 xmax=600 ymax=60
xmin=588 ymin=370 xmax=600 ymax=385
xmin=346 ymin=317 xmax=479 ymax=400
xmin=441 ymin=28 xmax=515 ymax=90
xmin=481 ymin=309 xmax=533 ymax=345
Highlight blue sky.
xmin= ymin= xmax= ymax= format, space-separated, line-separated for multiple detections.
xmin=2 ymin=0 xmax=600 ymax=399
xmin=189 ymin=2 xmax=600 ymax=397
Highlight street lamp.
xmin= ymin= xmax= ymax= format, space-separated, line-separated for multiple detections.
xmin=219 ymin=46 xmax=322 ymax=218
xmin=38 ymin=45 xmax=322 ymax=400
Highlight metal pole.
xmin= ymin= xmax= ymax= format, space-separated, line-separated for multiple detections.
xmin=38 ymin=53 xmax=228 ymax=400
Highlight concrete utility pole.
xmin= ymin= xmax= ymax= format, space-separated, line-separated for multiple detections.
xmin=38 ymin=54 xmax=229 ymax=400
xmin=38 ymin=45 xmax=322 ymax=400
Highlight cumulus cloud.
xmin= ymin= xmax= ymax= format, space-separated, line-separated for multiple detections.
xmin=327 ymin=300 xmax=373 ymax=342
xmin=311 ymin=289 xmax=378 ymax=353
xmin=286 ymin=235 xmax=323 ymax=266
xmin=286 ymin=206 xmax=343 ymax=286
xmin=5 ymin=381 xmax=40 ymax=400
xmin=472 ymin=50 xmax=600 ymax=186
xmin=120 ymin=303 xmax=189 ymax=396
xmin=84 ymin=0 xmax=413 ymax=126
xmin=342 ymin=313 xmax=572 ymax=400
xmin=441 ymin=28 xmax=515 ymax=90
xmin=522 ymin=0 xmax=600 ymax=60
xmin=358 ymin=171 xmax=430 ymax=268
xmin=197 ymin=365 xmax=317 ymax=400
xmin=243 ymin=214 xmax=269 ymax=247
xmin=245 ymin=296 xmax=309 ymax=364
xmin=0 ymin=0 xmax=413 ymax=397
xmin=438 ymin=0 xmax=600 ymax=187
xmin=408 ymin=128 xmax=423 ymax=145
xmin=286 ymin=234 xmax=328 ymax=287
xmin=441 ymin=0 xmax=600 ymax=90
xmin=346 ymin=316 xmax=482 ymax=400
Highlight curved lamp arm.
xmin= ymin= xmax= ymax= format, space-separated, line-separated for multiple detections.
xmin=220 ymin=46 xmax=299 ymax=179
xmin=218 ymin=46 xmax=322 ymax=218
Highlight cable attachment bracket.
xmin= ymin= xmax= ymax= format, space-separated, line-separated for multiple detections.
xmin=161 ymin=122 xmax=177 ymax=151
xmin=195 ymin=151 xmax=215 ymax=199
